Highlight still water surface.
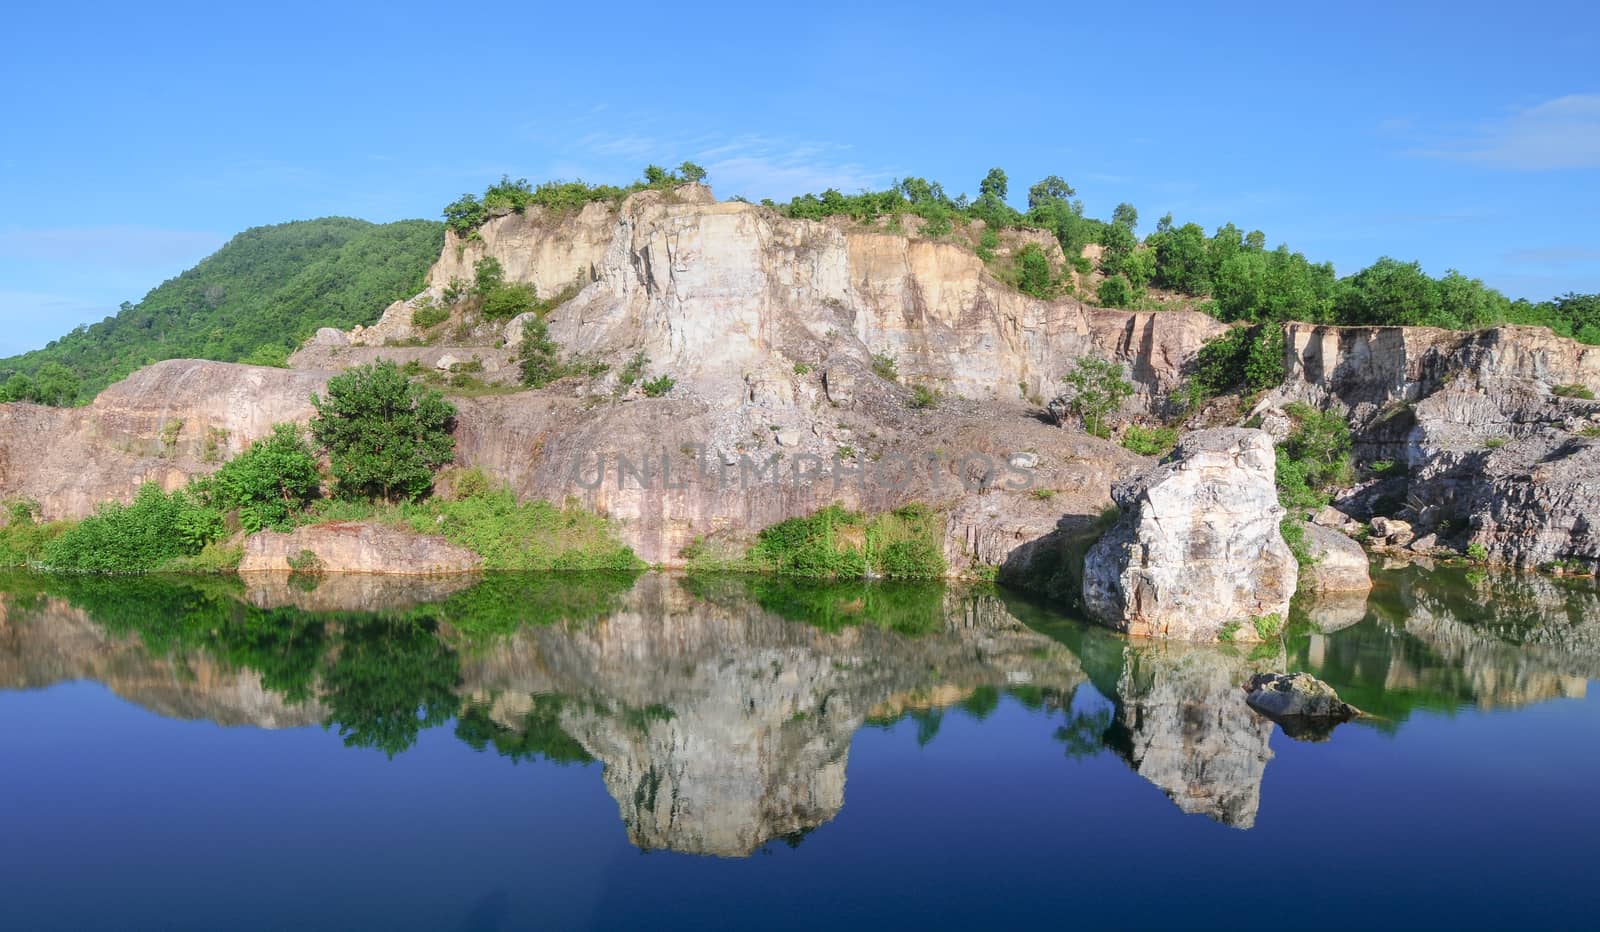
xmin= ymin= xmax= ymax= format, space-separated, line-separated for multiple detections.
xmin=1 ymin=566 xmax=1597 ymax=929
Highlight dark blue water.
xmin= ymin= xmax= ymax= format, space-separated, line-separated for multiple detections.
xmin=1 ymin=567 xmax=1597 ymax=930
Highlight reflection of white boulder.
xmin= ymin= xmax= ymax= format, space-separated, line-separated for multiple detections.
xmin=458 ymin=576 xmax=1087 ymax=856
xmin=1104 ymin=641 xmax=1276 ymax=829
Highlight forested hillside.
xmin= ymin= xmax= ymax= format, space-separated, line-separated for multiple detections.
xmin=0 ymin=217 xmax=443 ymax=405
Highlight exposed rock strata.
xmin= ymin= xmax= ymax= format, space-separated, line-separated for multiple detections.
xmin=1264 ymin=322 xmax=1600 ymax=568
xmin=238 ymin=523 xmax=481 ymax=575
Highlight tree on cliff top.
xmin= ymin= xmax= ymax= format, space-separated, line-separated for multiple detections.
xmin=310 ymin=361 xmax=456 ymax=502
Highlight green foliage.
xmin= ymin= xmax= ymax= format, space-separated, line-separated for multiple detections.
xmin=0 ymin=361 xmax=82 ymax=406
xmin=871 ymin=352 xmax=899 ymax=382
xmin=641 ymin=374 xmax=675 ymax=397
xmin=0 ymin=218 xmax=443 ymax=403
xmin=1062 ymin=356 xmax=1133 ymax=438
xmin=42 ymin=483 xmax=223 ymax=573
xmin=1552 ymin=383 xmax=1596 ymax=400
xmin=1484 ymin=437 xmax=1507 ymax=449
xmin=0 ymin=500 xmax=68 ymax=566
xmin=1121 ymin=424 xmax=1178 ymax=456
xmin=1253 ymin=612 xmax=1284 ymax=640
xmin=199 ymin=423 xmax=321 ymax=532
xmin=1280 ymin=516 xmax=1314 ymax=572
xmin=517 ymin=315 xmax=566 ymax=388
xmin=1096 ymin=274 xmax=1135 ymax=308
xmin=1189 ymin=323 xmax=1285 ymax=398
xmin=406 ymin=484 xmax=642 ymax=572
xmin=618 ymin=351 xmax=649 ymax=387
xmin=411 ymin=300 xmax=449 ymax=330
xmin=1276 ymin=402 xmax=1354 ymax=509
xmin=286 ymin=548 xmax=324 ymax=574
xmin=443 ymin=164 xmax=713 ymax=236
xmin=733 ymin=503 xmax=946 ymax=579
xmin=909 ymin=384 xmax=938 ymax=410
xmin=793 ymin=362 xmax=812 ymax=375
xmin=1015 ymin=243 xmax=1054 ymax=298
xmin=456 ymin=697 xmax=594 ymax=765
xmin=310 ymin=361 xmax=457 ymax=502
xmin=1466 ymin=542 xmax=1489 ymax=563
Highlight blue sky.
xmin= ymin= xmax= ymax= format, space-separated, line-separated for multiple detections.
xmin=1 ymin=0 xmax=1596 ymax=355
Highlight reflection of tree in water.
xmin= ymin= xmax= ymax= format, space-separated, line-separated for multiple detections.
xmin=319 ymin=617 xmax=460 ymax=758
xmin=2 ymin=571 xmax=637 ymax=756
xmin=455 ymin=695 xmax=595 ymax=765
xmin=1054 ymin=707 xmax=1113 ymax=760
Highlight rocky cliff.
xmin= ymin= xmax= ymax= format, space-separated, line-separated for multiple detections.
xmin=1264 ymin=322 xmax=1600 ymax=567
xmin=1 ymin=186 xmax=1229 ymax=571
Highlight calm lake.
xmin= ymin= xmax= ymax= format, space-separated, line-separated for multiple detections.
xmin=2 ymin=565 xmax=1597 ymax=930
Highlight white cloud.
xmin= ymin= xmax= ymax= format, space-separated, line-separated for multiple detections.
xmin=1413 ymin=94 xmax=1600 ymax=170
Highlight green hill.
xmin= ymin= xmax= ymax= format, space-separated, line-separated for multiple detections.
xmin=0 ymin=217 xmax=443 ymax=405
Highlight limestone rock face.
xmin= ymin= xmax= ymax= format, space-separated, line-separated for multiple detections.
xmin=238 ymin=522 xmax=482 ymax=575
xmin=0 ymin=359 xmax=330 ymax=519
xmin=1300 ymin=523 xmax=1372 ymax=592
xmin=1083 ymin=428 xmax=1298 ymax=641
xmin=0 ymin=186 xmax=1230 ymax=573
xmin=1265 ymin=322 xmax=1600 ymax=567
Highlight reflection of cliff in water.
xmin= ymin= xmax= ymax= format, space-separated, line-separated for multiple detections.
xmin=5 ymin=563 xmax=1593 ymax=850
xmin=457 ymin=574 xmax=1088 ymax=856
xmin=1289 ymin=565 xmax=1593 ymax=723
xmin=0 ymin=571 xmax=1087 ymax=857
xmin=0 ymin=579 xmax=327 ymax=728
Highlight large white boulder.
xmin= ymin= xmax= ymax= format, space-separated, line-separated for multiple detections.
xmin=1083 ymin=428 xmax=1298 ymax=641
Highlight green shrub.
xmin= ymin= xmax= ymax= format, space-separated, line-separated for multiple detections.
xmin=641 ymin=375 xmax=675 ymax=397
xmin=1484 ymin=437 xmax=1507 ymax=449
xmin=871 ymin=352 xmax=899 ymax=382
xmin=1097 ymin=274 xmax=1134 ymax=308
xmin=618 ymin=351 xmax=649 ymax=388
xmin=310 ymin=361 xmax=456 ymax=502
xmin=406 ymin=486 xmax=641 ymax=571
xmin=1277 ymin=402 xmax=1353 ymax=507
xmin=199 ymin=423 xmax=321 ymax=532
xmin=43 ymin=484 xmax=223 ymax=573
xmin=793 ymin=362 xmax=812 ymax=375
xmin=1553 ymin=383 xmax=1595 ymax=400
xmin=1122 ymin=424 xmax=1178 ymax=456
xmin=909 ymin=385 xmax=938 ymax=410
xmin=740 ymin=503 xmax=945 ymax=579
xmin=412 ymin=301 xmax=449 ymax=329
xmin=1280 ymin=516 xmax=1315 ymax=572
xmin=1062 ymin=356 xmax=1133 ymax=438
xmin=1190 ymin=324 xmax=1285 ymax=399
xmin=1016 ymin=243 xmax=1053 ymax=298
xmin=1253 ymin=613 xmax=1283 ymax=640
xmin=0 ymin=500 xmax=68 ymax=566
xmin=1466 ymin=542 xmax=1489 ymax=563
xmin=286 ymin=549 xmax=324 ymax=574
